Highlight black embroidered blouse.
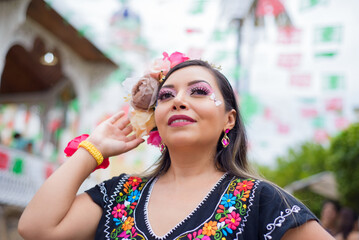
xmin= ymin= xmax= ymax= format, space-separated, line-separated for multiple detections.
xmin=85 ymin=173 xmax=318 ymax=240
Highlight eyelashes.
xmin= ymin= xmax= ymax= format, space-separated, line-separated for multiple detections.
xmin=189 ymin=86 xmax=211 ymax=96
xmin=188 ymin=82 xmax=213 ymax=96
xmin=157 ymin=83 xmax=213 ymax=101
xmin=158 ymin=89 xmax=176 ymax=101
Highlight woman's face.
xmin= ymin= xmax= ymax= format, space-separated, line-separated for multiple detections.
xmin=154 ymin=66 xmax=231 ymax=149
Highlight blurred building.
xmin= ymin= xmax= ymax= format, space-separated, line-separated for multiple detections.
xmin=0 ymin=0 xmax=117 ymax=239
xmin=219 ymin=0 xmax=359 ymax=165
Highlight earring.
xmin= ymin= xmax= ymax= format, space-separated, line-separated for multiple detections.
xmin=160 ymin=143 xmax=166 ymax=153
xmin=221 ymin=129 xmax=230 ymax=148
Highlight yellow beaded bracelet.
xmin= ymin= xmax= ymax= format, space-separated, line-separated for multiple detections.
xmin=78 ymin=140 xmax=104 ymax=166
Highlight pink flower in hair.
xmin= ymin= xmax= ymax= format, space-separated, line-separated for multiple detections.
xmin=149 ymin=58 xmax=171 ymax=79
xmin=147 ymin=130 xmax=162 ymax=147
xmin=163 ymin=51 xmax=190 ymax=68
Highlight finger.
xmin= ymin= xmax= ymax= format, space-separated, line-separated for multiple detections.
xmin=125 ymin=134 xmax=137 ymax=142
xmin=117 ymin=118 xmax=130 ymax=130
xmin=122 ymin=125 xmax=133 ymax=136
xmin=109 ymin=111 xmax=125 ymax=124
xmin=124 ymin=138 xmax=145 ymax=151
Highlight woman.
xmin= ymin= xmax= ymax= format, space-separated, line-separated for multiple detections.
xmin=18 ymin=56 xmax=334 ymax=240
xmin=320 ymin=200 xmax=341 ymax=236
xmin=335 ymin=207 xmax=359 ymax=240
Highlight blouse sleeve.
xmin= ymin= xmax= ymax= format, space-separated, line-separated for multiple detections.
xmin=257 ymin=181 xmax=319 ymax=239
xmin=85 ymin=174 xmax=127 ymax=209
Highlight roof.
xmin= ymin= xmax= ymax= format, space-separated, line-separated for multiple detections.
xmin=0 ymin=0 xmax=117 ymax=99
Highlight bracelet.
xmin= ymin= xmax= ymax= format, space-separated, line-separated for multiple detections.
xmin=78 ymin=140 xmax=104 ymax=166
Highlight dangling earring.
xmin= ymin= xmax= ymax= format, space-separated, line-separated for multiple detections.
xmin=160 ymin=142 xmax=166 ymax=153
xmin=221 ymin=129 xmax=230 ymax=148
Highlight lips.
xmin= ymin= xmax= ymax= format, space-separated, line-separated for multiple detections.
xmin=168 ymin=115 xmax=196 ymax=126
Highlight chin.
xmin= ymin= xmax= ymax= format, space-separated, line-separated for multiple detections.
xmin=165 ymin=136 xmax=198 ymax=149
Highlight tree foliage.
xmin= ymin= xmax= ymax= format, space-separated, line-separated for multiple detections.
xmin=257 ymin=142 xmax=330 ymax=187
xmin=256 ymin=123 xmax=359 ymax=215
xmin=256 ymin=142 xmax=331 ymax=216
xmin=328 ymin=123 xmax=359 ymax=212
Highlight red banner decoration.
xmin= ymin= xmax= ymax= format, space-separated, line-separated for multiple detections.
xmin=314 ymin=129 xmax=328 ymax=143
xmin=335 ymin=117 xmax=349 ymax=130
xmin=325 ymin=98 xmax=343 ymax=111
xmin=277 ymin=54 xmax=301 ymax=69
xmin=185 ymin=28 xmax=202 ymax=34
xmin=48 ymin=119 xmax=62 ymax=133
xmin=256 ymin=0 xmax=285 ymax=17
xmin=0 ymin=151 xmax=9 ymax=170
xmin=263 ymin=107 xmax=273 ymax=120
xmin=277 ymin=27 xmax=302 ymax=44
xmin=277 ymin=122 xmax=290 ymax=134
xmin=301 ymin=108 xmax=318 ymax=118
xmin=25 ymin=110 xmax=31 ymax=124
xmin=187 ymin=47 xmax=204 ymax=59
xmin=290 ymin=74 xmax=311 ymax=87
xmin=45 ymin=164 xmax=54 ymax=179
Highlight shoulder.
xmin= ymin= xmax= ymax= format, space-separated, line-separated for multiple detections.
xmin=230 ymin=176 xmax=318 ymax=239
xmin=347 ymin=232 xmax=359 ymax=240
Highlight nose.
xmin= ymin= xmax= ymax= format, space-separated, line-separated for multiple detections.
xmin=172 ymin=91 xmax=188 ymax=111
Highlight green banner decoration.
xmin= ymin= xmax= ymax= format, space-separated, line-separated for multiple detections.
xmin=323 ymin=74 xmax=345 ymax=90
xmin=69 ymin=99 xmax=79 ymax=113
xmin=312 ymin=116 xmax=325 ymax=128
xmin=78 ymin=25 xmax=94 ymax=39
xmin=90 ymin=89 xmax=101 ymax=103
xmin=314 ymin=25 xmax=343 ymax=43
xmin=55 ymin=128 xmax=63 ymax=142
xmin=62 ymin=12 xmax=74 ymax=26
xmin=44 ymin=0 xmax=53 ymax=9
xmin=300 ymin=0 xmax=328 ymax=10
xmin=108 ymin=68 xmax=131 ymax=84
xmin=240 ymin=94 xmax=263 ymax=123
xmin=12 ymin=157 xmax=24 ymax=175
xmin=214 ymin=51 xmax=229 ymax=62
xmin=212 ymin=29 xmax=229 ymax=42
xmin=189 ymin=0 xmax=206 ymax=14
xmin=314 ymin=52 xmax=337 ymax=58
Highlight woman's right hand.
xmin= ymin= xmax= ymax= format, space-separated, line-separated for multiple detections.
xmin=87 ymin=111 xmax=144 ymax=159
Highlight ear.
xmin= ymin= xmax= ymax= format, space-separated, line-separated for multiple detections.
xmin=224 ymin=109 xmax=236 ymax=131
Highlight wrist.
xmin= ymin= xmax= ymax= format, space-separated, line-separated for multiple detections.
xmin=64 ymin=134 xmax=110 ymax=171
xmin=78 ymin=140 xmax=104 ymax=166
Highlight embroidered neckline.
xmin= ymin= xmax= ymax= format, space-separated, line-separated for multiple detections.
xmin=143 ymin=172 xmax=228 ymax=240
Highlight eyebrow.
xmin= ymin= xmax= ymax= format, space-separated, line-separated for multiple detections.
xmin=161 ymin=80 xmax=212 ymax=89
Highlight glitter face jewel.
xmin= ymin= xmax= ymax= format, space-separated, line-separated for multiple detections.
xmin=210 ymin=93 xmax=222 ymax=106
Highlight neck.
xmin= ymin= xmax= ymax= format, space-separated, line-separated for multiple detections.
xmin=162 ymin=144 xmax=224 ymax=183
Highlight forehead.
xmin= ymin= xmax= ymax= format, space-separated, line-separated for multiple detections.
xmin=164 ymin=66 xmax=219 ymax=88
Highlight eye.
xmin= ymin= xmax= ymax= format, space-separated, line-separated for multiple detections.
xmin=190 ymin=86 xmax=210 ymax=96
xmin=158 ymin=89 xmax=175 ymax=101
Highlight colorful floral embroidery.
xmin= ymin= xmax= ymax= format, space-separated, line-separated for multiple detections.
xmin=179 ymin=178 xmax=257 ymax=240
xmin=109 ymin=176 xmax=147 ymax=240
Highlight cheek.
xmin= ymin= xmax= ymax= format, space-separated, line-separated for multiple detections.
xmin=195 ymin=101 xmax=225 ymax=124
xmin=154 ymin=105 xmax=167 ymax=127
